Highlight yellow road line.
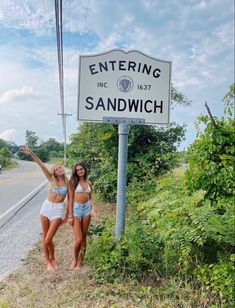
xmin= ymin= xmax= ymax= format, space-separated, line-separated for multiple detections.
xmin=0 ymin=180 xmax=48 ymax=220
xmin=0 ymin=166 xmax=41 ymax=185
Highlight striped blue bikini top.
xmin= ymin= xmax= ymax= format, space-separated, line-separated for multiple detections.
xmin=52 ymin=186 xmax=68 ymax=195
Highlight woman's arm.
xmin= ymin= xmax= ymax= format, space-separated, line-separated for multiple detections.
xmin=67 ymin=182 xmax=74 ymax=225
xmin=88 ymin=181 xmax=96 ymax=217
xmin=20 ymin=146 xmax=52 ymax=181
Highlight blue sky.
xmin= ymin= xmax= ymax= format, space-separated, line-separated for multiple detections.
xmin=0 ymin=0 xmax=234 ymax=150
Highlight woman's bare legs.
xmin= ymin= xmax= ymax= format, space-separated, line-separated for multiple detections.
xmin=71 ymin=217 xmax=83 ymax=269
xmin=40 ymin=215 xmax=61 ymax=271
xmin=40 ymin=215 xmax=52 ymax=270
xmin=76 ymin=214 xmax=91 ymax=269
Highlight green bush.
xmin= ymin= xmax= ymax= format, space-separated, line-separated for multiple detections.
xmin=193 ymin=255 xmax=235 ymax=306
xmin=88 ymin=167 xmax=234 ymax=304
xmin=0 ymin=147 xmax=11 ymax=167
xmin=0 ymin=155 xmax=11 ymax=167
xmin=86 ymin=216 xmax=162 ymax=282
xmin=185 ymin=115 xmax=235 ymax=200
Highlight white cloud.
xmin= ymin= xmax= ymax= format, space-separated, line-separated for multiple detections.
xmin=140 ymin=0 xmax=158 ymax=10
xmin=0 ymin=129 xmax=17 ymax=141
xmin=0 ymin=86 xmax=35 ymax=105
xmin=193 ymin=1 xmax=208 ymax=10
xmin=96 ymin=32 xmax=123 ymax=52
xmin=0 ymin=0 xmax=55 ymax=35
xmin=213 ymin=23 xmax=234 ymax=47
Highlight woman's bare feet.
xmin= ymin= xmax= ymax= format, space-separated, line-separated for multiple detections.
xmin=74 ymin=264 xmax=81 ymax=271
xmin=46 ymin=261 xmax=55 ymax=272
xmin=71 ymin=259 xmax=77 ymax=270
xmin=51 ymin=259 xmax=57 ymax=270
xmin=74 ymin=256 xmax=83 ymax=270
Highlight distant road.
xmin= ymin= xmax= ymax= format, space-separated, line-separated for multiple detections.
xmin=0 ymin=160 xmax=48 ymax=218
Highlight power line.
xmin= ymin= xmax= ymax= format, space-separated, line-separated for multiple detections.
xmin=41 ymin=0 xmax=58 ymax=103
xmin=58 ymin=113 xmax=72 ymax=165
xmin=55 ymin=0 xmax=72 ymax=165
xmin=83 ymin=0 xmax=90 ymax=32
xmin=55 ymin=0 xmax=64 ymax=117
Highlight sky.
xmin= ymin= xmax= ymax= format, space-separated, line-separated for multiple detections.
xmin=0 ymin=0 xmax=234 ymax=150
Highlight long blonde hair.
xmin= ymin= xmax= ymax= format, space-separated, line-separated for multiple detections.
xmin=50 ymin=165 xmax=69 ymax=189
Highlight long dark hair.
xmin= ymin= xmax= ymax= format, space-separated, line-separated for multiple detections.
xmin=70 ymin=162 xmax=88 ymax=190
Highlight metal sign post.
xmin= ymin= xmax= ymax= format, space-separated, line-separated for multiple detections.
xmin=103 ymin=117 xmax=145 ymax=240
xmin=116 ymin=122 xmax=129 ymax=240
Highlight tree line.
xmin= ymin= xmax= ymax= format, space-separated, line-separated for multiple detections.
xmin=0 ymin=132 xmax=64 ymax=168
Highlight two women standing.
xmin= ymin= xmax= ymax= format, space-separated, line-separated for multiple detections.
xmin=20 ymin=147 xmax=95 ymax=272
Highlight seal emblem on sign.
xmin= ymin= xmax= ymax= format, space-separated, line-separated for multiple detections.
xmin=117 ymin=76 xmax=134 ymax=92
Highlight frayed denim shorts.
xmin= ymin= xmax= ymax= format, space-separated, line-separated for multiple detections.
xmin=40 ymin=199 xmax=65 ymax=221
xmin=73 ymin=201 xmax=91 ymax=219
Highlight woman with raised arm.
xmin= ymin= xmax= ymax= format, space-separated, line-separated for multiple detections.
xmin=20 ymin=146 xmax=72 ymax=272
xmin=68 ymin=162 xmax=96 ymax=270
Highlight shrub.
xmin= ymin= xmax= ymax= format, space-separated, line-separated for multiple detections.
xmin=86 ymin=216 xmax=162 ymax=282
xmin=193 ymin=255 xmax=235 ymax=306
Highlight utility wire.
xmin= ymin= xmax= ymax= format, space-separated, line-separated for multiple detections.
xmin=42 ymin=0 xmax=58 ymax=103
xmin=55 ymin=0 xmax=72 ymax=165
xmin=55 ymin=0 xmax=64 ymax=118
xmin=65 ymin=0 xmax=71 ymax=89
xmin=83 ymin=0 xmax=90 ymax=32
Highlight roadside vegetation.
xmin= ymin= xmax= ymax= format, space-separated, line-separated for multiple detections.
xmin=85 ymin=84 xmax=234 ymax=307
xmin=0 ymin=131 xmax=64 ymax=169
xmin=0 ymin=139 xmax=18 ymax=169
xmin=0 ymin=84 xmax=234 ymax=307
xmin=17 ymin=131 xmax=64 ymax=162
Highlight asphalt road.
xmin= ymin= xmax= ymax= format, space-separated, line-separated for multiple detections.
xmin=0 ymin=159 xmax=47 ymax=216
xmin=0 ymin=160 xmax=49 ymax=280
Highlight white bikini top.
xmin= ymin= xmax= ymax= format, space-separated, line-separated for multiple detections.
xmin=75 ymin=183 xmax=91 ymax=193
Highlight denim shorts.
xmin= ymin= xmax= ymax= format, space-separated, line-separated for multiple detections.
xmin=73 ymin=201 xmax=91 ymax=218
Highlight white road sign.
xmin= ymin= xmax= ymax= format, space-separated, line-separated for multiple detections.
xmin=78 ymin=49 xmax=171 ymax=124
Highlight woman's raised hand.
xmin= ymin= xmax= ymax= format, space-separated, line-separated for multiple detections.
xmin=20 ymin=146 xmax=32 ymax=155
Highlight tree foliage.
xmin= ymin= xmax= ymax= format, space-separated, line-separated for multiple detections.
xmin=171 ymin=85 xmax=191 ymax=107
xmin=222 ymin=82 xmax=235 ymax=114
xmin=68 ymin=122 xmax=185 ymax=202
xmin=0 ymin=138 xmax=8 ymax=150
xmin=42 ymin=137 xmax=64 ymax=153
xmin=0 ymin=139 xmax=14 ymax=167
xmin=185 ymin=93 xmax=235 ymax=201
xmin=25 ymin=130 xmax=38 ymax=149
xmin=0 ymin=147 xmax=11 ymax=167
xmin=17 ymin=132 xmax=64 ymax=162
xmin=68 ymin=86 xmax=188 ymax=202
xmin=6 ymin=141 xmax=19 ymax=154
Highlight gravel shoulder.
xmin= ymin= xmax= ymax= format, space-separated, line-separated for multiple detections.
xmin=0 ymin=188 xmax=47 ymax=280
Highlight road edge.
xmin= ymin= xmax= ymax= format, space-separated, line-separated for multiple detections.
xmin=0 ymin=180 xmax=48 ymax=229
